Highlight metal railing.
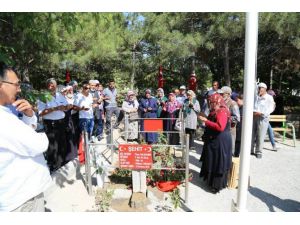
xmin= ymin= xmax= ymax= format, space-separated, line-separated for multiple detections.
xmin=82 ymin=110 xmax=190 ymax=203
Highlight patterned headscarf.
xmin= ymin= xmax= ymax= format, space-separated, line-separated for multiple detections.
xmin=184 ymin=90 xmax=197 ymax=115
xmin=157 ymin=88 xmax=164 ymax=97
xmin=166 ymin=93 xmax=180 ymax=113
xmin=208 ymin=93 xmax=230 ymax=118
xmin=126 ymin=90 xmax=135 ymax=105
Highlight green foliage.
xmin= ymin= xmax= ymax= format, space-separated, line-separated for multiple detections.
xmin=109 ymin=168 xmax=132 ymax=186
xmin=95 ymin=189 xmax=114 ymax=212
xmin=0 ymin=12 xmax=299 ymax=107
xmin=19 ymin=86 xmax=52 ymax=105
xmin=170 ymin=188 xmax=181 ymax=209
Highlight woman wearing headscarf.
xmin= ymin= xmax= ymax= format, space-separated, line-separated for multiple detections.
xmin=138 ymin=89 xmax=158 ymax=144
xmin=198 ymin=93 xmax=232 ymax=193
xmin=122 ymin=90 xmax=139 ymax=141
xmin=183 ymin=90 xmax=200 ymax=149
xmin=155 ymin=88 xmax=168 ymax=133
xmin=155 ymin=88 xmax=168 ymax=118
xmin=163 ymin=92 xmax=182 ymax=145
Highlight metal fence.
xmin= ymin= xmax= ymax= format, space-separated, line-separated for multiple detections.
xmin=82 ymin=110 xmax=190 ymax=203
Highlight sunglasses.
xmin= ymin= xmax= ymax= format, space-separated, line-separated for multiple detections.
xmin=83 ymin=87 xmax=90 ymax=90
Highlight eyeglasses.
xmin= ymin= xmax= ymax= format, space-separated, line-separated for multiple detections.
xmin=1 ymin=80 xmax=21 ymax=87
xmin=83 ymin=87 xmax=90 ymax=90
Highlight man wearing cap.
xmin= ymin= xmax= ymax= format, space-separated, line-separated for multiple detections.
xmin=176 ymin=85 xmax=187 ymax=105
xmin=252 ymin=82 xmax=275 ymax=158
xmin=221 ymin=86 xmax=240 ymax=155
xmin=68 ymin=80 xmax=79 ymax=94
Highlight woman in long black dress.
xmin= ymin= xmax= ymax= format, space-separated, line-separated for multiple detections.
xmin=198 ymin=93 xmax=232 ymax=193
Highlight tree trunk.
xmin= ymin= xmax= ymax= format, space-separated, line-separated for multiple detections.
xmin=224 ymin=40 xmax=230 ymax=86
xmin=130 ymin=44 xmax=136 ymax=90
xmin=279 ymin=72 xmax=283 ymax=92
xmin=270 ymin=68 xmax=273 ymax=89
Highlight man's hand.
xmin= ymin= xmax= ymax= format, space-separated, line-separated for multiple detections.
xmin=12 ymin=99 xmax=34 ymax=117
xmin=67 ymin=104 xmax=73 ymax=110
xmin=254 ymin=112 xmax=262 ymax=117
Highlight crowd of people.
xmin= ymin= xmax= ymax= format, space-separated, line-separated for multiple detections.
xmin=0 ymin=60 xmax=279 ymax=211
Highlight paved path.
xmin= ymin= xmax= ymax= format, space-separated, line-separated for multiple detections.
xmin=180 ymin=138 xmax=300 ymax=212
xmin=44 ymin=130 xmax=300 ymax=212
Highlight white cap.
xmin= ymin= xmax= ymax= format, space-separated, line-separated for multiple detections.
xmin=89 ymin=79 xmax=99 ymax=85
xmin=258 ymin=82 xmax=267 ymax=89
xmin=221 ymin=86 xmax=232 ymax=94
xmin=179 ymin=85 xmax=186 ymax=90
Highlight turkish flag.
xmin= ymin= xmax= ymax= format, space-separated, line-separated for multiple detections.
xmin=66 ymin=70 xmax=71 ymax=83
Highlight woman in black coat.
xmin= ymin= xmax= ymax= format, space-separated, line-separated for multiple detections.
xmin=198 ymin=93 xmax=232 ymax=193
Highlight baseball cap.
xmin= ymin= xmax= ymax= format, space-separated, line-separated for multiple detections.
xmin=258 ymin=82 xmax=267 ymax=89
xmin=179 ymin=85 xmax=186 ymax=90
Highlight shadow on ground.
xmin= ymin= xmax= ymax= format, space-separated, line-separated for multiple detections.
xmin=249 ymin=186 xmax=300 ymax=212
xmin=51 ymin=160 xmax=79 ymax=188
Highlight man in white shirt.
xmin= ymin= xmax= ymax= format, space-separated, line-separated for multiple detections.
xmin=37 ymin=78 xmax=72 ymax=172
xmin=252 ymin=82 xmax=275 ymax=159
xmin=0 ymin=63 xmax=51 ymax=211
xmin=73 ymin=81 xmax=98 ymax=139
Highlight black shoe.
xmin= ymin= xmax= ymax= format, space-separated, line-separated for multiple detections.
xmin=256 ymin=154 xmax=262 ymax=159
xmin=211 ymin=188 xmax=220 ymax=194
xmin=251 ymin=152 xmax=256 ymax=156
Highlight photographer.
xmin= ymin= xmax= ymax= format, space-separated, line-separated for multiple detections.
xmin=183 ymin=90 xmax=201 ymax=149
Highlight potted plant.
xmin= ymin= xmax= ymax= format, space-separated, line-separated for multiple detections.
xmin=156 ymin=169 xmax=184 ymax=192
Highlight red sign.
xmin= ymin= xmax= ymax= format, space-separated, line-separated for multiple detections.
xmin=144 ymin=119 xmax=163 ymax=132
xmin=119 ymin=144 xmax=153 ymax=170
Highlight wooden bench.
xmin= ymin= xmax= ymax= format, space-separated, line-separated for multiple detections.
xmin=269 ymin=115 xmax=296 ymax=147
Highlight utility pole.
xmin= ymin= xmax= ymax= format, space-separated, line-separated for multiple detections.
xmin=233 ymin=12 xmax=259 ymax=212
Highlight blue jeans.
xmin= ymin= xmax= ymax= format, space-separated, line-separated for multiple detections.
xmin=94 ymin=118 xmax=104 ymax=137
xmin=268 ymin=123 xmax=276 ymax=147
xmin=79 ymin=118 xmax=94 ymax=139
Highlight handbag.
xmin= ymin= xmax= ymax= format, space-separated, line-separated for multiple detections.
xmin=129 ymin=111 xmax=139 ymax=121
xmin=174 ymin=119 xmax=182 ymax=131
